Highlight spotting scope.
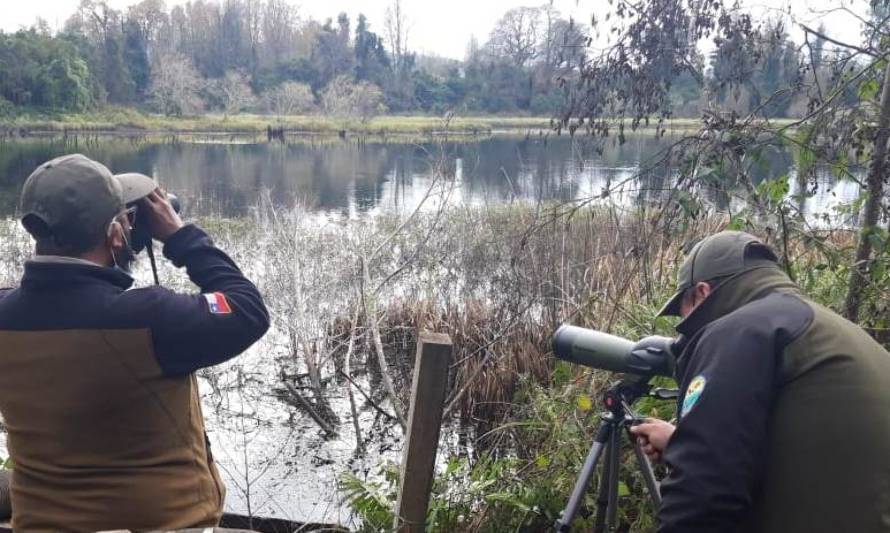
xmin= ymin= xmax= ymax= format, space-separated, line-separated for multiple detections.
xmin=552 ymin=325 xmax=677 ymax=377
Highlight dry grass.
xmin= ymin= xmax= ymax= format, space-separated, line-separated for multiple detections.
xmin=258 ymin=202 xmax=732 ymax=433
xmin=2 ymin=107 xmax=796 ymax=136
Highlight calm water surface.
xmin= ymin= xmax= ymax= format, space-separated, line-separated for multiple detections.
xmin=0 ymin=134 xmax=860 ymax=221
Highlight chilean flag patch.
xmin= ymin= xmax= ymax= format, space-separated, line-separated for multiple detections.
xmin=204 ymin=292 xmax=232 ymax=314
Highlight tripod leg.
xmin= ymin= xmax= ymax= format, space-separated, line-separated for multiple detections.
xmin=606 ymin=423 xmax=621 ymax=530
xmin=626 ymin=426 xmax=662 ymax=509
xmin=554 ymin=422 xmax=612 ymax=533
xmin=592 ymin=435 xmax=612 ymax=533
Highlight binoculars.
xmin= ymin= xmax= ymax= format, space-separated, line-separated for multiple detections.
xmin=129 ymin=193 xmax=181 ymax=253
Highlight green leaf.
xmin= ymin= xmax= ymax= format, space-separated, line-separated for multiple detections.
xmin=535 ymin=454 xmax=551 ymax=468
xmin=576 ymin=394 xmax=593 ymax=411
xmin=552 ymin=361 xmax=573 ymax=387
xmin=618 ymin=481 xmax=630 ymax=497
xmin=755 ymin=175 xmax=790 ymax=204
xmin=485 ymin=492 xmax=533 ymax=513
xmin=859 ymin=78 xmax=880 ymax=101
xmin=727 ymin=212 xmax=750 ymax=231
xmin=444 ymin=458 xmax=463 ymax=476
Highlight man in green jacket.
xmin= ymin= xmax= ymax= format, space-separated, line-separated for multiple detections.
xmin=630 ymin=231 xmax=890 ymax=533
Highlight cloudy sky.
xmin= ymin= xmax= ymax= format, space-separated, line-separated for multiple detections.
xmin=0 ymin=0 xmax=869 ymax=60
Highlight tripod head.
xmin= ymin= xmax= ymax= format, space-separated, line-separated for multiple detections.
xmin=601 ymin=375 xmax=652 ymax=419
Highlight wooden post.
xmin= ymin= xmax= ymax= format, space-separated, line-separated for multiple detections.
xmin=393 ymin=332 xmax=452 ymax=532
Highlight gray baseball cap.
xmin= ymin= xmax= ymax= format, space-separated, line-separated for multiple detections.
xmin=658 ymin=231 xmax=779 ymax=316
xmin=20 ymin=154 xmax=156 ymax=250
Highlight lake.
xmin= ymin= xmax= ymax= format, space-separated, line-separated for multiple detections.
xmin=0 ymin=132 xmax=864 ymax=526
xmin=0 ymin=133 xmax=860 ymax=221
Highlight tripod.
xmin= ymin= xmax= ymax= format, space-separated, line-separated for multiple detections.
xmin=554 ymin=376 xmax=672 ymax=532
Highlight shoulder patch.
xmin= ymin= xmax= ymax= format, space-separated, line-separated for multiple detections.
xmin=204 ymin=292 xmax=232 ymax=314
xmin=681 ymin=375 xmax=707 ymax=418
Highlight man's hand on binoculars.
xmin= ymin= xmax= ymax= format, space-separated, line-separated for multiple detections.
xmin=630 ymin=418 xmax=675 ymax=463
xmin=141 ymin=189 xmax=184 ymax=243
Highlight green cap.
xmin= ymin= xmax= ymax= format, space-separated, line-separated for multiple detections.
xmin=658 ymin=231 xmax=779 ymax=317
xmin=19 ymin=154 xmax=156 ymax=251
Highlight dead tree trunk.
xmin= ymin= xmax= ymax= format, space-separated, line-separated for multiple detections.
xmin=361 ymin=256 xmax=408 ymax=429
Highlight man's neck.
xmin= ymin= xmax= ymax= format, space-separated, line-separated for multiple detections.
xmin=79 ymin=248 xmax=112 ymax=267
xmin=31 ymin=247 xmax=111 ymax=268
xmin=30 ymin=255 xmax=104 ymax=268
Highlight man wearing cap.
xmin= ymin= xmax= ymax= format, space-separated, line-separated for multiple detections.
xmin=630 ymin=231 xmax=890 ymax=533
xmin=0 ymin=154 xmax=270 ymax=531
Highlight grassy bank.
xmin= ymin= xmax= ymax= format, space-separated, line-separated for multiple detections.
xmin=0 ymin=107 xmax=745 ymax=136
xmin=1 ymin=107 xmax=551 ymax=135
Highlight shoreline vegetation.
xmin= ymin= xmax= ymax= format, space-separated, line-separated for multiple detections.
xmin=0 ymin=108 xmax=793 ymax=137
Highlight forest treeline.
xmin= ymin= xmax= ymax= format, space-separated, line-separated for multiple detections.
xmin=0 ymin=0 xmax=851 ymax=119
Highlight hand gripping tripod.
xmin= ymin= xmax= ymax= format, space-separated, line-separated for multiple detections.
xmin=554 ymin=376 xmax=674 ymax=532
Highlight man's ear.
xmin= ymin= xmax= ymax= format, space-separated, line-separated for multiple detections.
xmin=107 ymin=220 xmax=125 ymax=250
xmin=696 ymin=282 xmax=713 ymax=300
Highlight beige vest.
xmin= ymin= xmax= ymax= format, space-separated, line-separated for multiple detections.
xmin=0 ymin=328 xmax=225 ymax=532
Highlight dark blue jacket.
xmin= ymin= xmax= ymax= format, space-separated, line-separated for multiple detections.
xmin=0 ymin=224 xmax=270 ymax=376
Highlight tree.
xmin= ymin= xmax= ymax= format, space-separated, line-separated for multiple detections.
xmin=487 ymin=7 xmax=542 ymax=68
xmin=122 ymin=19 xmax=151 ymax=98
xmin=707 ymin=20 xmax=801 ymax=117
xmin=263 ymin=81 xmax=315 ymax=116
xmin=312 ymin=15 xmax=354 ymax=89
xmin=321 ymin=75 xmax=385 ymax=123
xmin=42 ymin=55 xmax=94 ymax=110
xmin=262 ymin=0 xmax=299 ymax=67
xmin=149 ymin=52 xmax=204 ymax=115
xmin=0 ymin=30 xmax=95 ymax=110
xmin=216 ymin=70 xmax=255 ymax=116
xmin=384 ymin=0 xmax=415 ymax=111
xmin=809 ymin=22 xmax=827 ymax=70
xmin=126 ymin=0 xmax=168 ymax=55
xmin=384 ymin=0 xmax=409 ymax=77
xmin=354 ymin=14 xmax=390 ymax=84
xmin=66 ymin=0 xmax=137 ymax=103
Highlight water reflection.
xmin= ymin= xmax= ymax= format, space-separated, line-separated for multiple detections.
xmin=0 ymin=134 xmax=862 ymax=222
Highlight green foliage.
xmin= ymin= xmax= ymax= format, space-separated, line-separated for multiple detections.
xmin=755 ymin=174 xmax=790 ymax=206
xmin=0 ymin=29 xmax=95 ymax=111
xmin=708 ymin=20 xmax=801 ymax=118
xmin=122 ymin=20 xmax=151 ymax=98
xmin=340 ymin=466 xmax=398 ymax=531
xmin=343 ymin=376 xmax=674 ymax=532
xmin=0 ymin=96 xmax=13 ymax=119
xmin=858 ymin=78 xmax=880 ymax=101
xmin=790 ymin=126 xmax=818 ymax=180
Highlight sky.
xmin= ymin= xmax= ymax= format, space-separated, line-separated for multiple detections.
xmin=0 ymin=0 xmax=870 ymax=60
